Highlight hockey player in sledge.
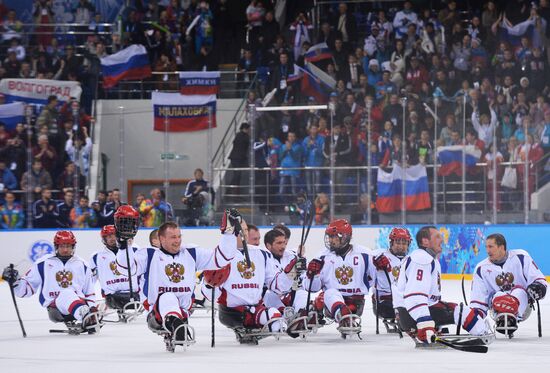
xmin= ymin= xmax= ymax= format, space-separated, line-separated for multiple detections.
xmin=303 ymin=219 xmax=381 ymax=339
xmin=262 ymin=229 xmax=311 ymax=338
xmin=470 ymin=233 xmax=547 ymax=338
xmin=394 ymin=226 xmax=493 ymax=348
xmin=204 ymin=217 xmax=303 ymax=345
xmin=2 ymin=231 xmax=102 ymax=335
xmin=115 ymin=212 xmax=240 ymax=352
xmin=371 ymin=227 xmax=412 ymax=334
xmin=90 ymin=225 xmax=143 ymax=323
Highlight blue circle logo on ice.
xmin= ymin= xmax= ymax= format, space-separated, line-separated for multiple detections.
xmin=28 ymin=240 xmax=54 ymax=262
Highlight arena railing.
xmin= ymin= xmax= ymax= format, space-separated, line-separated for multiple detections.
xmin=213 ymin=159 xmax=537 ymax=226
xmin=99 ymin=70 xmax=259 ymax=100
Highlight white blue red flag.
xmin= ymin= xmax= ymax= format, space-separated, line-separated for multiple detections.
xmin=179 ymin=71 xmax=220 ymax=95
xmin=152 ymin=92 xmax=216 ymax=132
xmin=304 ymin=42 xmax=333 ymax=63
xmin=0 ymin=102 xmax=25 ymax=130
xmin=436 ymin=145 xmax=481 ymax=177
xmin=101 ymin=45 xmax=152 ymax=88
xmin=376 ymin=164 xmax=431 ymax=213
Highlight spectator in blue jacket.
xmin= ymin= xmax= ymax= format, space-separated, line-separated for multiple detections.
xmin=302 ymin=122 xmax=325 ymax=196
xmin=0 ymin=159 xmax=18 ymax=192
xmin=278 ymin=132 xmax=303 ymax=199
xmin=0 ymin=191 xmax=24 ymax=229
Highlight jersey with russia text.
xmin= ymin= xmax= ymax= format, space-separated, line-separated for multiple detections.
xmin=303 ymin=245 xmax=377 ymax=297
xmin=116 ymin=235 xmax=236 ymax=311
xmin=90 ymin=246 xmax=140 ymax=296
xmin=218 ymin=244 xmax=293 ymax=308
xmin=394 ymin=249 xmax=441 ymax=322
xmin=470 ymin=249 xmax=547 ymax=315
xmin=13 ymin=254 xmax=96 ymax=307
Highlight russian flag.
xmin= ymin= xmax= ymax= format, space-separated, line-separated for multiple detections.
xmin=376 ymin=164 xmax=431 ymax=213
xmin=179 ymin=71 xmax=220 ymax=95
xmin=296 ymin=65 xmax=330 ymax=103
xmin=152 ymin=92 xmax=216 ymax=132
xmin=437 ymin=145 xmax=481 ymax=177
xmin=0 ymin=102 xmax=25 ymax=130
xmin=304 ymin=42 xmax=333 ymax=63
xmin=101 ymin=45 xmax=152 ymax=89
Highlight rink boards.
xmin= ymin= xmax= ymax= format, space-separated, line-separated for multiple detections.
xmin=0 ymin=224 xmax=549 ymax=277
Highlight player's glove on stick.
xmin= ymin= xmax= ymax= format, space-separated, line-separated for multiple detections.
xmin=284 ymin=257 xmax=307 ymax=280
xmin=2 ymin=266 xmax=20 ymax=285
xmin=306 ymin=259 xmax=324 ymax=279
xmin=373 ymin=254 xmax=392 ymax=272
xmin=527 ymin=282 xmax=547 ymax=301
xmin=220 ymin=208 xmax=242 ymax=236
xmin=416 ymin=320 xmax=436 ymax=344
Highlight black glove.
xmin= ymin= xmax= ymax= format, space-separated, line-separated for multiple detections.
xmin=527 ymin=282 xmax=547 ymax=301
xmin=295 ymin=257 xmax=307 ymax=274
xmin=220 ymin=208 xmax=242 ymax=236
xmin=2 ymin=266 xmax=20 ymax=285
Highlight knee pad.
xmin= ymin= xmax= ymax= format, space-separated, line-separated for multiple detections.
xmin=492 ymin=294 xmax=520 ymax=316
xmin=460 ymin=307 xmax=488 ymax=336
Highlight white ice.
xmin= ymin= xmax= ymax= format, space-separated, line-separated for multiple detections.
xmin=1 ymin=280 xmax=548 ymax=372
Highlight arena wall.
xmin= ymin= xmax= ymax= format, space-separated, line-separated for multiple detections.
xmin=96 ymin=99 xmax=241 ymax=191
xmin=1 ymin=225 xmax=549 ymax=278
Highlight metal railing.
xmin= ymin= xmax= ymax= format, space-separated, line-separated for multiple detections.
xmin=213 ymin=156 xmax=541 ymax=225
xmin=100 ymin=70 xmax=259 ymax=100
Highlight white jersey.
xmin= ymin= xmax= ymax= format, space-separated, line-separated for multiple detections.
xmin=13 ymin=254 xmax=96 ymax=307
xmin=90 ymin=246 xmax=140 ymax=296
xmin=371 ymin=249 xmax=405 ymax=297
xmin=270 ymin=249 xmax=298 ymax=272
xmin=470 ymin=249 xmax=547 ymax=315
xmin=303 ymin=245 xmax=377 ymax=297
xmin=219 ymin=244 xmax=293 ymax=308
xmin=394 ymin=249 xmax=441 ymax=321
xmin=116 ymin=234 xmax=236 ymax=311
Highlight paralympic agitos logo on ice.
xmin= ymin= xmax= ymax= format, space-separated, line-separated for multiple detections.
xmin=165 ymin=263 xmax=185 ymax=283
xmin=335 ymin=265 xmax=354 ymax=285
xmin=56 ymin=270 xmax=73 ymax=288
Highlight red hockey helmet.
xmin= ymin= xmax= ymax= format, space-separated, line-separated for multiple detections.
xmin=389 ymin=227 xmax=412 ymax=243
xmin=114 ymin=205 xmax=139 ymax=239
xmin=54 ymin=230 xmax=77 ymax=246
xmin=100 ymin=225 xmax=116 ymax=238
xmin=388 ymin=227 xmax=411 ymax=258
xmin=324 ymin=219 xmax=352 ymax=253
xmin=53 ymin=231 xmax=76 ymax=258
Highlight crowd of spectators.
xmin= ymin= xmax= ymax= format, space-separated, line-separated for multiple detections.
xmin=3 ymin=0 xmax=550 ymax=225
xmin=227 ymin=0 xmax=550 ymax=214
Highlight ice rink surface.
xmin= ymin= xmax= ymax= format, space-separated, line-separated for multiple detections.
xmin=1 ymin=279 xmax=549 ymax=373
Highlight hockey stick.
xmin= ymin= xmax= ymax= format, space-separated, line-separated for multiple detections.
xmin=7 ymin=264 xmax=27 ymax=338
xmin=382 ymin=270 xmax=403 ymax=338
xmin=211 ymin=286 xmax=216 ymax=347
xmin=456 ymin=302 xmax=463 ymax=336
xmin=375 ymin=277 xmax=380 ymax=334
xmin=461 ymin=263 xmax=468 ymax=306
xmin=230 ymin=211 xmax=251 ymax=268
xmin=537 ymin=299 xmax=542 ymax=338
xmin=121 ymin=239 xmax=135 ymax=303
xmin=434 ymin=337 xmax=488 ymax=353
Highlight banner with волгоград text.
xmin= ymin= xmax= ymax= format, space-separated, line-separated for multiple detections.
xmin=0 ymin=79 xmax=82 ymax=106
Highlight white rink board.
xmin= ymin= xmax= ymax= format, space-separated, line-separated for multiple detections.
xmin=0 ymin=227 xmax=380 ymax=269
xmin=0 ymin=280 xmax=548 ymax=372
